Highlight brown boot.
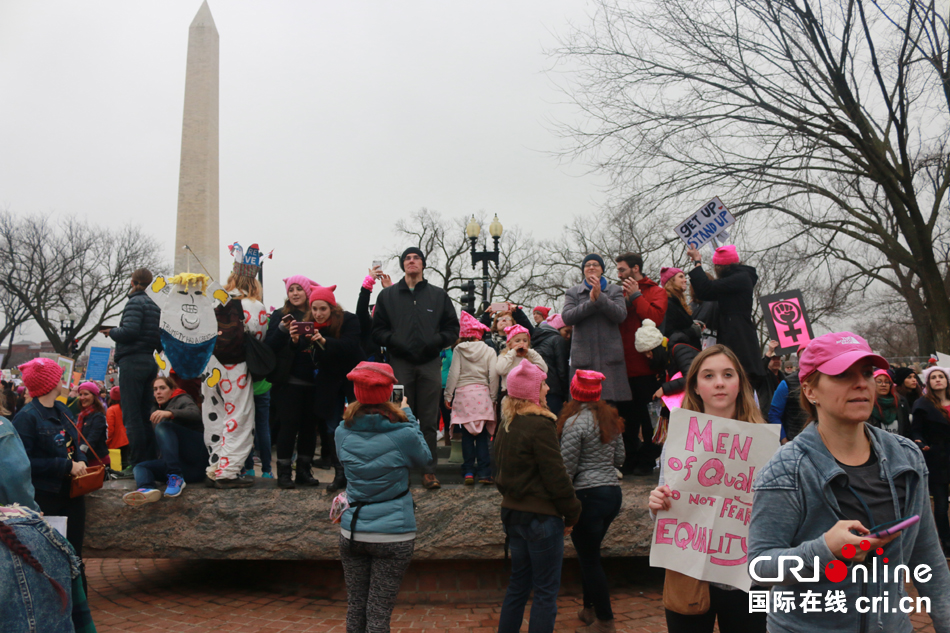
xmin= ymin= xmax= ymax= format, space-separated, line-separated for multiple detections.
xmin=577 ymin=608 xmax=595 ymax=625
xmin=575 ymin=619 xmax=615 ymax=633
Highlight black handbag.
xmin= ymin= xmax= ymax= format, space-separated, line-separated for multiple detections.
xmin=245 ymin=333 xmax=277 ymax=381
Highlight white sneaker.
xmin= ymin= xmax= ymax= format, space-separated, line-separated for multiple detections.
xmin=123 ymin=488 xmax=163 ymax=507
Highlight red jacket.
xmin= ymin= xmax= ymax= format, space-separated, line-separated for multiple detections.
xmin=618 ymin=276 xmax=668 ymax=377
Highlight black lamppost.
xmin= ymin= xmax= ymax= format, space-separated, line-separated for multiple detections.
xmin=465 ymin=214 xmax=504 ymax=311
xmin=60 ymin=312 xmax=79 ymax=355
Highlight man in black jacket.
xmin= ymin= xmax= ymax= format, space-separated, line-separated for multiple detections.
xmin=103 ymin=268 xmax=162 ymax=469
xmin=372 ymin=248 xmax=459 ymax=489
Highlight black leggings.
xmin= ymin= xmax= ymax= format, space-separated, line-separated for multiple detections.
xmin=276 ymin=383 xmax=317 ymax=461
xmin=665 ymin=585 xmax=766 ymax=633
xmin=931 ymin=480 xmax=950 ymax=546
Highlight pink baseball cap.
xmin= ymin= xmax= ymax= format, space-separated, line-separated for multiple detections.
xmin=798 ymin=331 xmax=888 ymax=381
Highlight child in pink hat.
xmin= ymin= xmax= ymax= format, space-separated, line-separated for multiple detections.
xmin=444 ymin=312 xmax=498 ymax=484
xmin=496 ymin=324 xmax=547 ymax=393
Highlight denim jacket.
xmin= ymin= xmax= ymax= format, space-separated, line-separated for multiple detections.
xmin=0 ymin=417 xmax=40 ymax=510
xmin=12 ymin=401 xmax=86 ymax=494
xmin=1 ymin=507 xmax=81 ymax=633
xmin=748 ymin=422 xmax=950 ymax=633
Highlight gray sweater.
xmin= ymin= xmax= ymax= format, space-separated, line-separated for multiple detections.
xmin=559 ymin=406 xmax=624 ymax=491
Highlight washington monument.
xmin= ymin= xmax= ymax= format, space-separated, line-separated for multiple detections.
xmin=174 ymin=1 xmax=219 ymax=280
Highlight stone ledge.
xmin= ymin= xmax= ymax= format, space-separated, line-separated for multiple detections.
xmin=85 ymin=478 xmax=658 ymax=560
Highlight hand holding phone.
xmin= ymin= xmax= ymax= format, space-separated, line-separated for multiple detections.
xmin=391 ymin=385 xmax=405 ymax=404
xmin=294 ymin=321 xmax=315 ymax=338
xmin=868 ymin=515 xmax=919 ymax=539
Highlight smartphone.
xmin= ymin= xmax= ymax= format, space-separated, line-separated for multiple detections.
xmin=372 ymin=260 xmax=383 ymax=271
xmin=293 ymin=321 xmax=315 ymax=337
xmin=868 ymin=515 xmax=920 ymax=539
xmin=489 ymin=302 xmax=509 ymax=313
xmin=281 ymin=313 xmax=294 ymax=323
xmin=391 ymin=384 xmax=404 ymax=404
xmin=98 ymin=325 xmax=116 ymax=331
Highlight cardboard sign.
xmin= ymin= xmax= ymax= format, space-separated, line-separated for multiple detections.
xmin=650 ymin=408 xmax=780 ymax=591
xmin=146 ymin=273 xmax=229 ymax=379
xmin=759 ymin=290 xmax=814 ymax=356
xmin=84 ymin=346 xmax=111 ymax=381
xmin=675 ymin=197 xmax=736 ymax=250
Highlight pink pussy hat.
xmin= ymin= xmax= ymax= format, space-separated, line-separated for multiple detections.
xmin=18 ymin=358 xmax=64 ymax=398
xmin=459 ymin=311 xmax=490 ymax=338
xmin=283 ymin=275 xmax=315 ymax=296
xmin=506 ymin=359 xmax=547 ymax=404
xmin=798 ymin=331 xmax=888 ymax=382
xmin=546 ymin=314 xmax=566 ymax=330
xmin=712 ymin=245 xmax=740 ymax=265
xmin=659 ymin=267 xmax=683 ymax=287
xmin=504 ymin=324 xmax=530 ymax=343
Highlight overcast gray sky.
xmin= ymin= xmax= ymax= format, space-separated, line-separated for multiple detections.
xmin=0 ymin=0 xmax=607 ymax=331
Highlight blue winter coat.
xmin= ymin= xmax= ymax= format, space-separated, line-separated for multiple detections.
xmin=12 ymin=401 xmax=86 ymax=494
xmin=0 ymin=417 xmax=39 ymax=510
xmin=110 ymin=290 xmax=162 ymax=362
xmin=335 ymin=409 xmax=431 ymax=535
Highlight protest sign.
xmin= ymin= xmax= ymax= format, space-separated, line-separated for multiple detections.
xmin=759 ymin=290 xmax=815 ymax=356
xmin=936 ymin=352 xmax=950 ymax=367
xmin=84 ymin=346 xmax=111 ymax=381
xmin=650 ymin=408 xmax=780 ymax=591
xmin=675 ymin=197 xmax=736 ymax=250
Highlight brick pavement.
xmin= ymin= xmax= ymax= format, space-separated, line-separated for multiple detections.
xmin=86 ymin=558 xmax=938 ymax=633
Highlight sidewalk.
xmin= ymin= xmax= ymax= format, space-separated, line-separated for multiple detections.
xmin=86 ymin=558 xmax=937 ymax=633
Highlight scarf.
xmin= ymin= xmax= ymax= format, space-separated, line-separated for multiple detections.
xmin=872 ymin=395 xmax=898 ymax=430
xmin=583 ymin=277 xmax=608 ymax=292
xmin=313 ymin=320 xmax=331 ymax=330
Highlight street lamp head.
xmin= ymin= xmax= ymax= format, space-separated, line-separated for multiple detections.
xmin=489 ymin=215 xmax=503 ymax=239
xmin=465 ymin=216 xmax=481 ymax=239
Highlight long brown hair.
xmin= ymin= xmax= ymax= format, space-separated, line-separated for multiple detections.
xmin=682 ymin=345 xmax=764 ymax=424
xmin=224 ymin=272 xmax=263 ymax=301
xmin=557 ymin=400 xmax=625 ymax=444
xmin=664 ymin=276 xmax=692 ymax=316
xmin=343 ymin=401 xmax=408 ymax=426
xmin=924 ymin=369 xmax=950 ymax=422
xmin=78 ymin=387 xmax=105 ymax=415
xmin=304 ymin=303 xmax=345 ymax=339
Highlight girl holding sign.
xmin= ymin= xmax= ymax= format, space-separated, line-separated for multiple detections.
xmin=748 ymin=333 xmax=950 ymax=633
xmin=648 ymin=344 xmax=767 ymax=633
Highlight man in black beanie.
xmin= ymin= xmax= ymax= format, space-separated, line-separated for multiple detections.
xmin=372 ymin=247 xmax=460 ymax=489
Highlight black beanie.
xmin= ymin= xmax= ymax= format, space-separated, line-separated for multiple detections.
xmin=893 ymin=367 xmax=915 ymax=387
xmin=581 ymin=253 xmax=605 ymax=272
xmin=400 ymin=247 xmax=426 ymax=271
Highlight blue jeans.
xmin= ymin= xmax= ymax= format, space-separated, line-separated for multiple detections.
xmin=244 ymin=391 xmax=272 ymax=474
xmin=134 ymin=421 xmax=207 ymax=487
xmin=118 ymin=354 xmax=158 ymax=465
xmin=460 ymin=425 xmax=491 ymax=479
xmin=571 ymin=486 xmax=623 ymax=620
xmin=498 ymin=514 xmax=564 ymax=633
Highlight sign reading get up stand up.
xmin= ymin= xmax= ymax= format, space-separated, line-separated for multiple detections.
xmin=649 ymin=408 xmax=780 ymax=591
xmin=675 ymin=197 xmax=736 ymax=250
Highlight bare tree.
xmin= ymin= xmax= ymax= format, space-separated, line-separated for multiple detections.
xmin=0 ymin=211 xmax=167 ymax=358
xmin=554 ymin=0 xmax=950 ymax=353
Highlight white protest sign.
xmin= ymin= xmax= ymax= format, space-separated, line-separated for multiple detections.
xmin=675 ymin=197 xmax=736 ymax=250
xmin=649 ymin=408 xmax=780 ymax=591
xmin=936 ymin=352 xmax=950 ymax=367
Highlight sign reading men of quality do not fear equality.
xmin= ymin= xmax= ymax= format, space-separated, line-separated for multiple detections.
xmin=650 ymin=409 xmax=780 ymax=592
xmin=675 ymin=196 xmax=736 ymax=250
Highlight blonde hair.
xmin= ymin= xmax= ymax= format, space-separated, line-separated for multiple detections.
xmin=224 ymin=272 xmax=263 ymax=301
xmin=682 ymin=345 xmax=764 ymax=424
xmin=167 ymin=273 xmax=209 ymax=292
xmin=664 ymin=276 xmax=692 ymax=316
xmin=500 ymin=396 xmax=555 ymax=432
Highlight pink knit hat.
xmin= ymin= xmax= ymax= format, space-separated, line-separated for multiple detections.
xmin=460 ymin=311 xmax=490 ymax=338
xmin=18 ymin=358 xmax=64 ymax=398
xmin=109 ymin=386 xmax=120 ymax=401
xmin=570 ymin=370 xmax=605 ymax=402
xmin=921 ymin=366 xmax=950 ymax=395
xmin=78 ymin=381 xmax=100 ymax=397
xmin=283 ymin=275 xmax=315 ymax=296
xmin=347 ymin=361 xmax=398 ymax=405
xmin=504 ymin=324 xmax=530 ymax=343
xmin=660 ymin=267 xmax=683 ymax=287
xmin=309 ymin=285 xmax=337 ymax=307
xmin=506 ymin=359 xmax=547 ymax=404
xmin=546 ymin=314 xmax=566 ymax=330
xmin=712 ymin=245 xmax=740 ymax=265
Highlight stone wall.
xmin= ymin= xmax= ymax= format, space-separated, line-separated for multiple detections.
xmin=85 ymin=479 xmax=657 ymax=560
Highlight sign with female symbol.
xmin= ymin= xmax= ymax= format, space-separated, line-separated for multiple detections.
xmin=758 ymin=290 xmax=815 ymax=356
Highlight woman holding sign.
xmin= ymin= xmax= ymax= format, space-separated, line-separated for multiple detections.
xmin=648 ymin=344 xmax=767 ymax=633
xmin=748 ymin=333 xmax=950 ymax=633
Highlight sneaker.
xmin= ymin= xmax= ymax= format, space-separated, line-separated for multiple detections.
xmin=422 ymin=474 xmax=441 ymax=490
xmin=214 ymin=477 xmax=254 ymax=489
xmin=262 ymin=472 xmax=274 ymax=479
xmin=479 ymin=477 xmax=494 ymax=485
xmin=244 ymin=469 xmax=256 ymax=477
xmin=165 ymin=475 xmax=186 ymax=497
xmin=123 ymin=488 xmax=162 ymax=507
xmin=464 ymin=474 xmax=475 ymax=485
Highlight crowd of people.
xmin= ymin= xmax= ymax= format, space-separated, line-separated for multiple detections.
xmin=1 ymin=243 xmax=949 ymax=633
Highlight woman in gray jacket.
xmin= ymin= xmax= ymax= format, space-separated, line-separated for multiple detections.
xmin=558 ymin=370 xmax=625 ymax=633
xmin=561 ymin=254 xmax=631 ymax=402
xmin=748 ymin=332 xmax=950 ymax=633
